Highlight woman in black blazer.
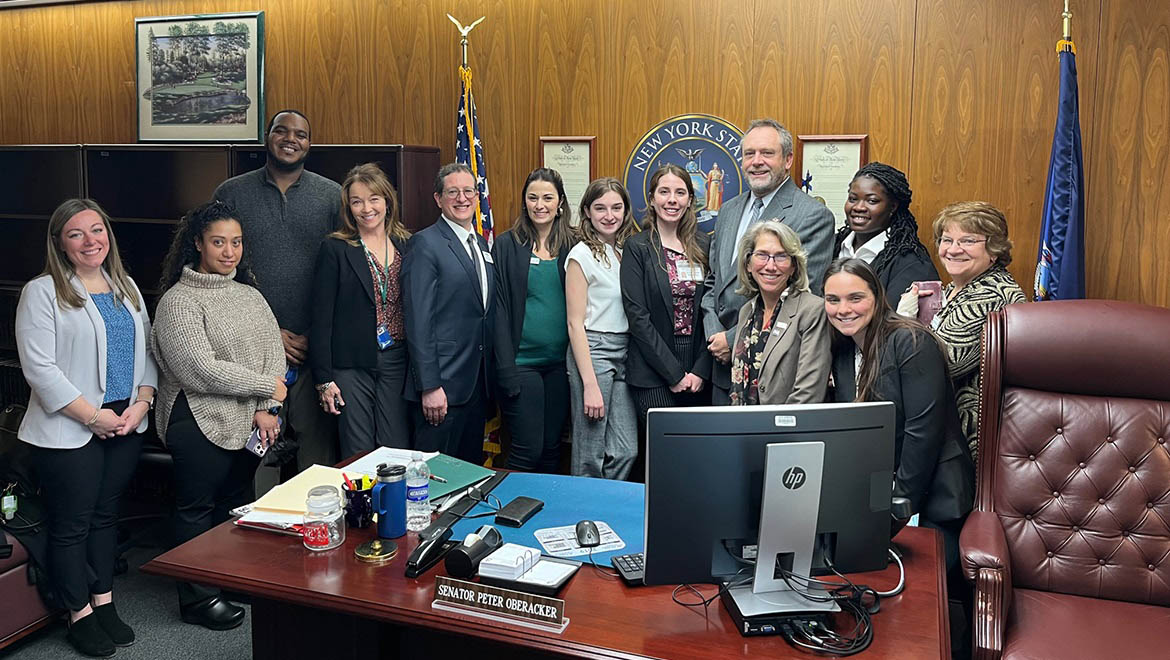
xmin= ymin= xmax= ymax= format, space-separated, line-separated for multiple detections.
xmin=311 ymin=163 xmax=411 ymax=456
xmin=823 ymin=258 xmax=974 ymax=570
xmin=621 ymin=164 xmax=712 ymax=424
xmin=833 ymin=162 xmax=938 ymax=308
xmin=492 ymin=168 xmax=576 ymax=472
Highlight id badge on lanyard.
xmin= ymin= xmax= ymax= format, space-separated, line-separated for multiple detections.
xmin=377 ymin=324 xmax=394 ymax=350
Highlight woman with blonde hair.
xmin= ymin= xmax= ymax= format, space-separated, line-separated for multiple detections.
xmin=565 ymin=177 xmax=638 ymax=479
xmin=17 ymin=199 xmax=157 ymax=656
xmin=897 ymin=201 xmax=1026 ymax=460
xmin=728 ymin=220 xmax=830 ymax=405
xmin=311 ymin=163 xmax=412 ymax=456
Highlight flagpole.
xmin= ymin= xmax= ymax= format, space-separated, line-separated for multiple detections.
xmin=1062 ymin=0 xmax=1071 ymax=41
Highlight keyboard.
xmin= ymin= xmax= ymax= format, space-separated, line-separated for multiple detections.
xmin=610 ymin=552 xmax=645 ymax=586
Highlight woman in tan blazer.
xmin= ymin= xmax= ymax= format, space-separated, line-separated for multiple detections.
xmin=728 ymin=220 xmax=830 ymax=405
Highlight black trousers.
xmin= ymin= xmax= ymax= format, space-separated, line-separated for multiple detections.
xmin=32 ymin=399 xmax=142 ymax=612
xmin=413 ymin=371 xmax=487 ymax=465
xmin=167 ymin=392 xmax=260 ymax=607
xmin=333 ymin=343 xmax=411 ymax=459
xmin=498 ymin=361 xmax=569 ymax=472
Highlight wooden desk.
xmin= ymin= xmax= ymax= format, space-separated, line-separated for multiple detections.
xmin=143 ymin=519 xmax=949 ymax=659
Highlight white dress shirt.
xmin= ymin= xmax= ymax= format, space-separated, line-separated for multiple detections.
xmin=443 ymin=216 xmax=488 ymax=307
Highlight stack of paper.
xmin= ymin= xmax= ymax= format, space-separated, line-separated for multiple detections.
xmin=343 ymin=447 xmax=438 ymax=477
xmin=234 ymin=509 xmax=304 ymax=537
xmin=479 ymin=543 xmax=540 ymax=580
xmin=251 ymin=464 xmax=347 ymax=514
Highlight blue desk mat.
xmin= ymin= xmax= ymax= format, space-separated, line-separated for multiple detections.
xmin=449 ymin=473 xmax=644 ymax=563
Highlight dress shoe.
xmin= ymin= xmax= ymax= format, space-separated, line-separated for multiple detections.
xmin=180 ymin=596 xmax=246 ymax=631
xmin=67 ymin=612 xmax=116 ymax=657
xmin=93 ymin=602 xmax=135 ymax=646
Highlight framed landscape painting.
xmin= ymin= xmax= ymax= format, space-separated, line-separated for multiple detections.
xmin=135 ymin=12 xmax=265 ymax=142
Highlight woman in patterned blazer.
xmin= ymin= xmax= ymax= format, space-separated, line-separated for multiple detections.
xmin=899 ymin=201 xmax=1026 ymax=462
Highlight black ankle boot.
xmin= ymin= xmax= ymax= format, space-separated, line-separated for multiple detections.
xmin=67 ymin=612 xmax=116 ymax=658
xmin=92 ymin=602 xmax=135 ymax=646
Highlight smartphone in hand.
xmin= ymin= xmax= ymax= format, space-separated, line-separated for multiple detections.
xmin=245 ymin=418 xmax=282 ymax=457
xmin=914 ymin=280 xmax=944 ymax=327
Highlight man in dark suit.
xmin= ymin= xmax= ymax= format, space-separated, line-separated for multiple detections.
xmin=700 ymin=118 xmax=835 ymax=403
xmin=402 ymin=163 xmax=496 ymax=462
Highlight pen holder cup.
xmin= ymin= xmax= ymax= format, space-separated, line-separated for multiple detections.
xmin=344 ymin=486 xmax=374 ymax=529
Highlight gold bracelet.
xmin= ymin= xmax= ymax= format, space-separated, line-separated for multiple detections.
xmin=85 ymin=409 xmax=101 ymax=427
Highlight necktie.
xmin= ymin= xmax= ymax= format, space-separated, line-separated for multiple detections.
xmin=467 ymin=234 xmax=484 ymax=306
xmin=732 ymin=196 xmax=767 ymax=268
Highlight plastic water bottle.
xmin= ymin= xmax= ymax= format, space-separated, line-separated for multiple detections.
xmin=405 ymin=452 xmax=431 ymax=532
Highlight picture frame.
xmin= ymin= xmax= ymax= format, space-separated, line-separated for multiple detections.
xmin=134 ymin=12 xmax=266 ymax=143
xmin=540 ymin=136 xmax=595 ymax=227
xmin=793 ymin=135 xmax=868 ymax=230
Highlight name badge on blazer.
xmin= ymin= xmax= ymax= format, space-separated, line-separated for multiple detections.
xmin=771 ymin=321 xmax=790 ymax=335
xmin=481 ymin=251 xmax=494 ymax=264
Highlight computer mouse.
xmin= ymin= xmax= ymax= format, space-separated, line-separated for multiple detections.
xmin=575 ymin=520 xmax=600 ymax=548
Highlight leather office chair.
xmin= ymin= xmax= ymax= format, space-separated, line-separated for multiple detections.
xmin=959 ymin=300 xmax=1170 ymax=660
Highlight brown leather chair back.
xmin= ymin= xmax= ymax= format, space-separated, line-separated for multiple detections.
xmin=977 ymin=300 xmax=1170 ymax=606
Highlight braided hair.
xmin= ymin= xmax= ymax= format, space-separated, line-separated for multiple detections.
xmin=834 ymin=162 xmax=932 ymax=275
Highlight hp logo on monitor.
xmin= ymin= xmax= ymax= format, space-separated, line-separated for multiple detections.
xmin=781 ymin=467 xmax=807 ymax=490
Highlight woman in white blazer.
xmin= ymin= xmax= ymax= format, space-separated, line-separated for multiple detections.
xmin=15 ymin=199 xmax=157 ymax=658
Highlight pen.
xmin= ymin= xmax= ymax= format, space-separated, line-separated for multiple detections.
xmin=342 ymin=472 xmax=355 ymax=491
xmin=429 ymin=474 xmax=448 ymax=483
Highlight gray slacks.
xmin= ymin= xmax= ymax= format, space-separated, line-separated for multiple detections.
xmin=567 ymin=331 xmax=637 ymax=480
xmin=333 ymin=342 xmax=411 ymax=459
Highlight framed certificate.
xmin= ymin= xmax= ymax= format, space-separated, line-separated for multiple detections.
xmin=540 ymin=136 xmax=595 ymax=227
xmin=793 ymin=135 xmax=868 ymax=230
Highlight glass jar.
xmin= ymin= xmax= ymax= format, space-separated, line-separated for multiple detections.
xmin=303 ymin=485 xmax=346 ymax=551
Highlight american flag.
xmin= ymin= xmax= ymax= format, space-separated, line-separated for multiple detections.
xmin=456 ymin=65 xmax=494 ymax=245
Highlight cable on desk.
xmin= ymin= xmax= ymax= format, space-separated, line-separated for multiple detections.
xmin=586 ymin=547 xmax=620 ymax=579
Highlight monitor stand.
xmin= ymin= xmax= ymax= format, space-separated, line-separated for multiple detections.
xmin=722 ymin=442 xmax=838 ymax=634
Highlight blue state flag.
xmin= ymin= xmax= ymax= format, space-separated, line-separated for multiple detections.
xmin=455 ymin=65 xmax=495 ymax=246
xmin=1035 ymin=40 xmax=1085 ymax=300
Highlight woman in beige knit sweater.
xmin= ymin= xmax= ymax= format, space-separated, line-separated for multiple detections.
xmin=149 ymin=201 xmax=286 ymax=631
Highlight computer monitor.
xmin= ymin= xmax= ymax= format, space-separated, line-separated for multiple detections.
xmin=644 ymin=402 xmax=895 ymax=587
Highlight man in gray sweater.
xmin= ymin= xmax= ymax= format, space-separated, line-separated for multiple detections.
xmin=213 ymin=110 xmax=341 ymax=479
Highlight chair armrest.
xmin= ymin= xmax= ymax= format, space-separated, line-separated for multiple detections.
xmin=960 ymin=511 xmax=1012 ymax=580
xmin=960 ymin=510 xmax=1012 ymax=660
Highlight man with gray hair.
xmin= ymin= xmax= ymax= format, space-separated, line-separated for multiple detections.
xmin=700 ymin=118 xmax=835 ymax=404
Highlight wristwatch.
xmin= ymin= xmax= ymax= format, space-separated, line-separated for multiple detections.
xmin=266 ymin=405 xmax=282 ymax=416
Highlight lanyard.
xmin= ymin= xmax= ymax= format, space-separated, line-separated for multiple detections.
xmin=361 ymin=234 xmax=390 ymax=305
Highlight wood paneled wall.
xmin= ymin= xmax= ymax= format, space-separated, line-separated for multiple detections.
xmin=1 ymin=0 xmax=1167 ymax=305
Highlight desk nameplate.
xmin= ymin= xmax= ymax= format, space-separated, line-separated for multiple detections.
xmin=432 ymin=576 xmax=569 ymax=634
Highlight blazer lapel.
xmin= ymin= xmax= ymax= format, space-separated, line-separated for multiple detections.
xmin=438 ymin=221 xmax=483 ymax=309
xmin=766 ymin=178 xmax=797 ymax=224
xmin=650 ymin=234 xmax=674 ymax=314
xmin=758 ymin=293 xmax=798 ymax=366
xmin=477 ymin=234 xmax=494 ymax=313
xmin=344 ymin=243 xmax=376 ymax=304
xmin=75 ymin=274 xmax=108 ymax=392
